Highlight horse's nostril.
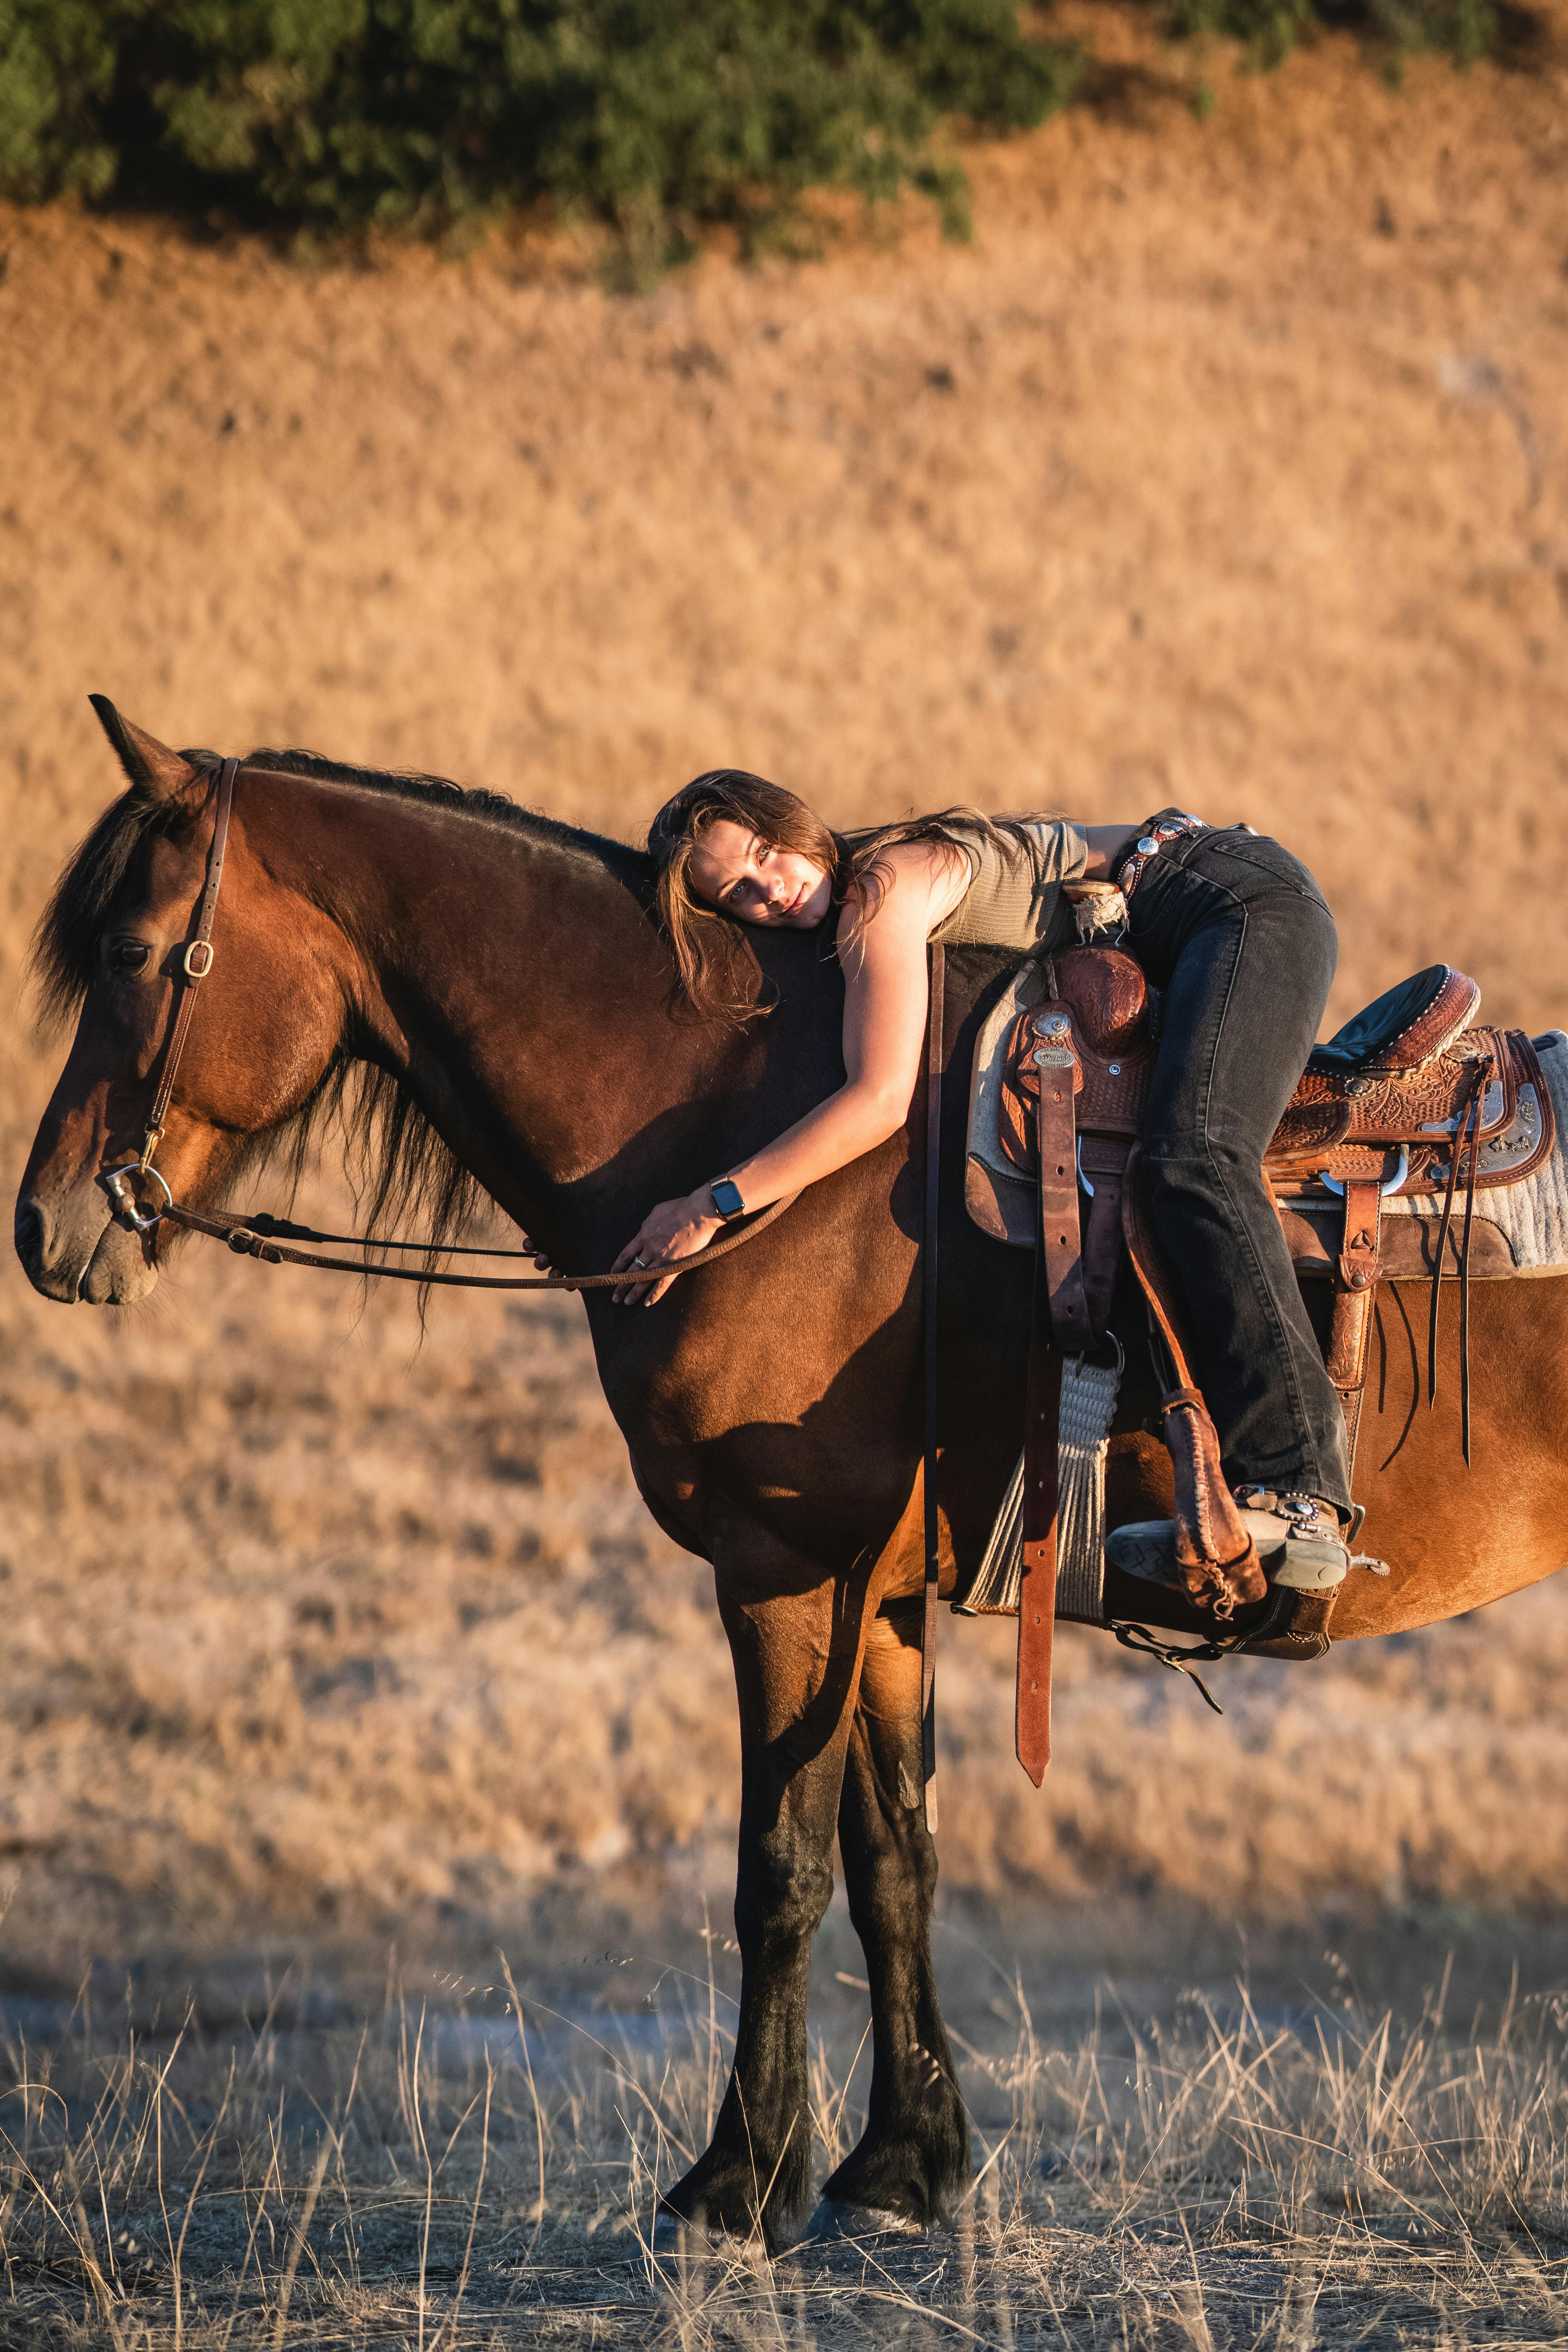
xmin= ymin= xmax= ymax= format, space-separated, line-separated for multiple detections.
xmin=13 ymin=1200 xmax=43 ymax=1271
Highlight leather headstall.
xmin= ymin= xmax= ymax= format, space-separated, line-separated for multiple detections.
xmin=140 ymin=756 xmax=239 ymax=1178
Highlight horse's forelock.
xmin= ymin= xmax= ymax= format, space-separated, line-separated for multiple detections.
xmin=30 ymin=789 xmax=168 ymax=1030
xmin=30 ymin=742 xmax=230 ymax=1029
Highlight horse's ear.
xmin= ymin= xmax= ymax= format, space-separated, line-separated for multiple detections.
xmin=88 ymin=696 xmax=198 ymax=803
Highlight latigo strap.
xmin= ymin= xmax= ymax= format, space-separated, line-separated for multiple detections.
xmin=1325 ymin=1174 xmax=1385 ymax=1466
xmin=1033 ymin=1013 xmax=1093 ymax=1355
xmin=1015 ymin=1005 xmax=1082 ymax=1784
xmin=1016 ymin=1275 xmax=1062 ymax=1786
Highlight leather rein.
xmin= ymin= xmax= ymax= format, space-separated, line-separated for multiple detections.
xmin=100 ymin=760 xmax=797 ymax=1291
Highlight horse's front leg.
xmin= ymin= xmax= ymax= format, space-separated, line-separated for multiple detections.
xmin=661 ymin=1546 xmax=872 ymax=2252
xmin=820 ymin=1599 xmax=970 ymax=2227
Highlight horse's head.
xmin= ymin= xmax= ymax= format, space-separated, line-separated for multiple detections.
xmin=15 ymin=700 xmax=350 ymax=1305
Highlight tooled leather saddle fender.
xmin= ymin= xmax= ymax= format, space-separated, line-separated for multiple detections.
xmin=971 ymin=946 xmax=1553 ymax=1586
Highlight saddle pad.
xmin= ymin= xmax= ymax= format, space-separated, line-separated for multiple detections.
xmin=965 ymin=963 xmax=1047 ymax=1249
xmin=1379 ymin=1030 xmax=1568 ymax=1269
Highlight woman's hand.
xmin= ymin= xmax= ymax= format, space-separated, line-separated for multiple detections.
xmin=610 ymin=1190 xmax=724 ymax=1305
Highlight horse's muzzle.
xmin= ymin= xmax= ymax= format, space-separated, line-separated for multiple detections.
xmin=13 ymin=1185 xmax=159 ymax=1305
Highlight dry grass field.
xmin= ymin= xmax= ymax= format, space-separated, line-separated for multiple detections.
xmin=9 ymin=1957 xmax=1568 ymax=2347
xmin=4 ymin=10 xmax=1568 ymax=2338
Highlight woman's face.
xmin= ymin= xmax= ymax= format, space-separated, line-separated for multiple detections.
xmin=688 ymin=818 xmax=833 ymax=929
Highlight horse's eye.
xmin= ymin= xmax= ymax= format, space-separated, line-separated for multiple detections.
xmin=111 ymin=942 xmax=151 ymax=972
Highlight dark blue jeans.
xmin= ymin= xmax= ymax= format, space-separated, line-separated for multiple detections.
xmin=1127 ymin=823 xmax=1352 ymax=1514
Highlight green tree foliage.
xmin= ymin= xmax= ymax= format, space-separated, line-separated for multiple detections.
xmin=0 ymin=0 xmax=1514 ymax=256
xmin=1150 ymin=0 xmax=1497 ymax=69
xmin=0 ymin=0 xmax=1083 ymax=252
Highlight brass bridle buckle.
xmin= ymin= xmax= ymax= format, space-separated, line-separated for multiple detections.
xmin=98 ymin=1158 xmax=174 ymax=1232
xmin=182 ymin=940 xmax=215 ymax=981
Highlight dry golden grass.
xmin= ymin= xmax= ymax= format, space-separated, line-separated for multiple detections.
xmin=4 ymin=17 xmax=1568 ymax=2336
xmin=5 ymin=1947 xmax=1568 ymax=2345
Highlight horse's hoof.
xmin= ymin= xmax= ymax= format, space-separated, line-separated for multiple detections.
xmin=648 ymin=2208 xmax=682 ymax=2258
xmin=648 ymin=2207 xmax=732 ymax=2260
xmin=651 ymin=2204 xmax=799 ymax=2259
xmin=795 ymin=2198 xmax=924 ymax=2247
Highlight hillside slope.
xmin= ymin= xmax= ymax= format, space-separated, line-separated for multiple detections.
xmin=2 ymin=17 xmax=1567 ymax=1979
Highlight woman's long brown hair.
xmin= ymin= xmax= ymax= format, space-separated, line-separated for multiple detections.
xmin=648 ymin=769 xmax=1031 ymax=1025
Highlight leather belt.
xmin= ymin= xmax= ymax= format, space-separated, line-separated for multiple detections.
xmin=1113 ymin=813 xmax=1210 ymax=903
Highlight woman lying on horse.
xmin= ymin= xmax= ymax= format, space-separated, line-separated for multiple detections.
xmin=612 ymin=771 xmax=1353 ymax=1608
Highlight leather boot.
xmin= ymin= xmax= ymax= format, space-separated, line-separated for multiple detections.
xmin=1108 ymin=1489 xmax=1349 ymax=1598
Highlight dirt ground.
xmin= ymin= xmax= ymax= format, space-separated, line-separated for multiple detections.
xmin=2 ymin=6 xmax=1567 ymax=2000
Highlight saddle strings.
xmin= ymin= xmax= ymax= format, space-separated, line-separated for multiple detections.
xmin=1426 ymin=1054 xmax=1486 ymax=1460
xmin=1457 ymin=1072 xmax=1482 ymax=1466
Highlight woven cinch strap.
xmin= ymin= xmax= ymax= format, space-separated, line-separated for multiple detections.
xmin=955 ymin=1349 xmax=1122 ymax=1626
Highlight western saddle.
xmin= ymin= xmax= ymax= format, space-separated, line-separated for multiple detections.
xmin=962 ymin=947 xmax=1557 ymax=1780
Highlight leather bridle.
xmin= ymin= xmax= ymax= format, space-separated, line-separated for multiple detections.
xmin=98 ymin=760 xmax=798 ymax=1291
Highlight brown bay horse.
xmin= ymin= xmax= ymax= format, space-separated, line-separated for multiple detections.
xmin=15 ymin=708 xmax=1568 ymax=2247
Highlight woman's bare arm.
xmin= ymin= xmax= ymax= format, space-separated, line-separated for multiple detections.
xmin=610 ymin=841 xmax=958 ymax=1300
xmin=1082 ymin=822 xmax=1141 ymax=879
xmin=611 ymin=820 xmax=1141 ymax=1301
xmin=719 ymin=847 xmax=941 ymax=1196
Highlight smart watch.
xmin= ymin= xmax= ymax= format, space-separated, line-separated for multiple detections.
xmin=708 ymin=1177 xmax=747 ymax=1222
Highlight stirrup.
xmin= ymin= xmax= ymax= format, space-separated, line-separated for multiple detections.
xmin=1108 ymin=1490 xmax=1349 ymax=1596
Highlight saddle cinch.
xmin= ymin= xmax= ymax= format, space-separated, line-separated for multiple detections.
xmin=959 ymin=949 xmax=1557 ymax=1777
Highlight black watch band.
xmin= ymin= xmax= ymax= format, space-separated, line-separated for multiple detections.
xmin=709 ymin=1177 xmax=746 ymax=1222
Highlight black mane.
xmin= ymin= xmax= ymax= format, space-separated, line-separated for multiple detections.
xmin=31 ymin=745 xmax=658 ymax=1294
xmin=235 ymin=745 xmax=652 ymax=894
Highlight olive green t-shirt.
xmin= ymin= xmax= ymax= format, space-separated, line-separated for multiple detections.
xmin=928 ymin=819 xmax=1089 ymax=953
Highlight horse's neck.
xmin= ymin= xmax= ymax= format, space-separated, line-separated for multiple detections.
xmin=272 ymin=775 xmax=771 ymax=1253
